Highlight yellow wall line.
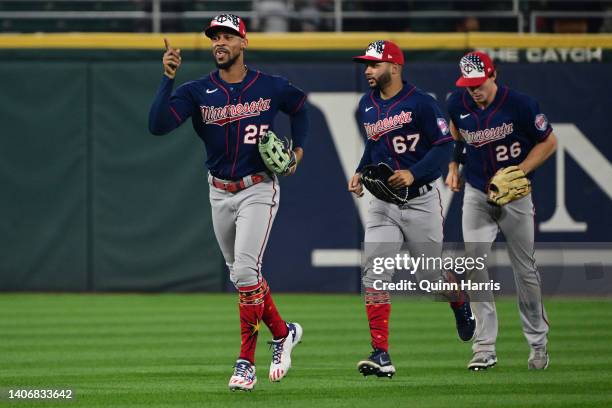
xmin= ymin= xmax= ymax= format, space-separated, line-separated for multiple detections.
xmin=0 ymin=32 xmax=610 ymax=50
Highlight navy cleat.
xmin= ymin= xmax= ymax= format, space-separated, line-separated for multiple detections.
xmin=452 ymin=299 xmax=476 ymax=342
xmin=357 ymin=348 xmax=396 ymax=378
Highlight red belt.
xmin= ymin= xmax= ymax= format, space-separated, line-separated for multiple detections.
xmin=210 ymin=174 xmax=266 ymax=193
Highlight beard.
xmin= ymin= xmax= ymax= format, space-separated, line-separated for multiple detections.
xmin=370 ymin=70 xmax=391 ymax=89
xmin=215 ymin=52 xmax=240 ymax=70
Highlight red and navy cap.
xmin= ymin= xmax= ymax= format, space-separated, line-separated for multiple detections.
xmin=353 ymin=40 xmax=405 ymax=65
xmin=456 ymin=51 xmax=495 ymax=87
xmin=204 ymin=14 xmax=247 ymax=39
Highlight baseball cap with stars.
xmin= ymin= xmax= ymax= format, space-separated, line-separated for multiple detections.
xmin=204 ymin=14 xmax=247 ymax=39
xmin=456 ymin=51 xmax=495 ymax=87
xmin=353 ymin=40 xmax=405 ymax=65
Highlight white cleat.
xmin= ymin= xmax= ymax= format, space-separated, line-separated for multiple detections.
xmin=228 ymin=359 xmax=257 ymax=391
xmin=268 ymin=322 xmax=303 ymax=382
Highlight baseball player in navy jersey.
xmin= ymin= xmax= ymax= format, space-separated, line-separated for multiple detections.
xmin=446 ymin=51 xmax=557 ymax=370
xmin=347 ymin=40 xmax=476 ymax=378
xmin=148 ymin=14 xmax=308 ymax=391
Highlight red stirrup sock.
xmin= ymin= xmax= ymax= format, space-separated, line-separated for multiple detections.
xmin=238 ymin=281 xmax=266 ymax=364
xmin=365 ymin=288 xmax=391 ymax=352
xmin=261 ymin=280 xmax=289 ymax=339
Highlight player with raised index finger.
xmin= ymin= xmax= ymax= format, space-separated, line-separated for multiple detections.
xmin=446 ymin=51 xmax=557 ymax=371
xmin=148 ymin=14 xmax=309 ymax=391
xmin=348 ymin=40 xmax=476 ymax=378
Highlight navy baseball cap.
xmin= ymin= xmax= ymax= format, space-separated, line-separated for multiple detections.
xmin=204 ymin=14 xmax=247 ymax=39
xmin=456 ymin=51 xmax=495 ymax=87
xmin=353 ymin=40 xmax=405 ymax=65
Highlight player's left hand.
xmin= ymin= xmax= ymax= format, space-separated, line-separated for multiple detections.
xmin=388 ymin=170 xmax=414 ymax=188
xmin=283 ymin=148 xmax=303 ymax=176
xmin=445 ymin=162 xmax=463 ymax=192
xmin=162 ymin=38 xmax=182 ymax=79
xmin=348 ymin=173 xmax=364 ymax=197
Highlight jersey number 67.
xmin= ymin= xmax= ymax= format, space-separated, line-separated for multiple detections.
xmin=392 ymin=133 xmax=420 ymax=154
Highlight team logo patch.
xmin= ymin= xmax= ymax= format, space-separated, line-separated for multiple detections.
xmin=534 ymin=113 xmax=548 ymax=131
xmin=459 ymin=54 xmax=486 ymax=79
xmin=437 ymin=118 xmax=449 ymax=135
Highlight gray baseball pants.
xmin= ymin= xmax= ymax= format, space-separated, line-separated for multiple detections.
xmin=463 ymin=183 xmax=549 ymax=354
xmin=362 ymin=187 xmax=445 ymax=288
xmin=209 ymin=174 xmax=279 ymax=288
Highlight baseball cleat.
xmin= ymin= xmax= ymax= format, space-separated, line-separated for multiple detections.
xmin=357 ymin=348 xmax=396 ymax=378
xmin=268 ymin=322 xmax=303 ymax=382
xmin=451 ymin=300 xmax=476 ymax=342
xmin=228 ymin=359 xmax=257 ymax=391
xmin=528 ymin=348 xmax=549 ymax=370
xmin=468 ymin=352 xmax=497 ymax=371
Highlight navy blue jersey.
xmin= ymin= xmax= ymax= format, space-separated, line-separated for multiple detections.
xmin=149 ymin=68 xmax=308 ymax=180
xmin=447 ymin=85 xmax=553 ymax=192
xmin=356 ymin=82 xmax=453 ymax=186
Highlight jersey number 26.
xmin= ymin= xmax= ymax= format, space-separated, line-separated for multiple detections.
xmin=496 ymin=141 xmax=521 ymax=162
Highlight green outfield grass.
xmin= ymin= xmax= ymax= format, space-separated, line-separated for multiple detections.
xmin=1 ymin=294 xmax=611 ymax=408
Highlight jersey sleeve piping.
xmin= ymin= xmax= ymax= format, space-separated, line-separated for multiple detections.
xmin=169 ymin=106 xmax=182 ymax=124
xmin=432 ymin=135 xmax=453 ymax=145
xmin=539 ymin=127 xmax=553 ymax=142
xmin=291 ymin=94 xmax=307 ymax=115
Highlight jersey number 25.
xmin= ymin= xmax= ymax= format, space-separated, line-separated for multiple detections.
xmin=392 ymin=133 xmax=420 ymax=154
xmin=244 ymin=124 xmax=270 ymax=144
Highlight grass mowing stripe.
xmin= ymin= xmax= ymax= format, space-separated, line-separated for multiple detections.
xmin=0 ymin=294 xmax=611 ymax=408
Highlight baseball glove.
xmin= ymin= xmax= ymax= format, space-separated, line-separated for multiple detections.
xmin=258 ymin=131 xmax=296 ymax=175
xmin=487 ymin=165 xmax=531 ymax=206
xmin=361 ymin=163 xmax=409 ymax=206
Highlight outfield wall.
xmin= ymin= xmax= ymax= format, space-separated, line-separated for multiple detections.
xmin=0 ymin=34 xmax=610 ymax=292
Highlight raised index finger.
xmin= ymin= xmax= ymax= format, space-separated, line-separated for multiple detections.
xmin=164 ymin=38 xmax=171 ymax=51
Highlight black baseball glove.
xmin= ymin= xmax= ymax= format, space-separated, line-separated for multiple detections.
xmin=361 ymin=163 xmax=410 ymax=206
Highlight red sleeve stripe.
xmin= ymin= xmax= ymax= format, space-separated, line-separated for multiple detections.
xmin=292 ymin=94 xmax=307 ymax=114
xmin=169 ymin=106 xmax=182 ymax=124
xmin=433 ymin=136 xmax=453 ymax=145
xmin=540 ymin=127 xmax=553 ymax=141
